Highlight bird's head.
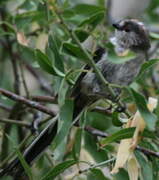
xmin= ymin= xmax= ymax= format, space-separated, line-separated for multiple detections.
xmin=112 ymin=19 xmax=150 ymax=54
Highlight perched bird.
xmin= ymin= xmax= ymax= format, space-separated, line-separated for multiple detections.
xmin=0 ymin=19 xmax=150 ymax=178
xmin=73 ymin=19 xmax=150 ymax=117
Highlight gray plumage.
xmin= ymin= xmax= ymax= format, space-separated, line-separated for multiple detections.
xmin=73 ymin=19 xmax=150 ymax=117
xmin=82 ymin=19 xmax=150 ymax=97
xmin=81 ymin=53 xmax=145 ymax=98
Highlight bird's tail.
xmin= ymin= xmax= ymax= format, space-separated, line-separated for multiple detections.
xmin=0 ymin=121 xmax=58 ymax=178
xmin=0 ymin=47 xmax=106 ymax=178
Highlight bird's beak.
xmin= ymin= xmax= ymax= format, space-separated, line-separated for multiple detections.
xmin=112 ymin=23 xmax=122 ymax=30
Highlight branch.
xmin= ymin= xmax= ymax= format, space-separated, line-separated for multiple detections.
xmin=0 ymin=88 xmax=56 ymax=117
xmin=31 ymin=95 xmax=57 ymax=103
xmin=0 ymin=103 xmax=11 ymax=112
xmin=19 ymin=61 xmax=30 ymax=98
xmin=0 ymin=118 xmax=30 ymax=127
xmin=84 ymin=125 xmax=109 ymax=138
xmin=79 ymin=158 xmax=115 ymax=174
xmin=91 ymin=106 xmax=112 ymax=116
xmin=136 ymin=146 xmax=159 ymax=158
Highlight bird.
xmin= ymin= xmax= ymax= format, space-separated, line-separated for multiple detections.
xmin=73 ymin=19 xmax=150 ymax=118
xmin=0 ymin=19 xmax=150 ymax=178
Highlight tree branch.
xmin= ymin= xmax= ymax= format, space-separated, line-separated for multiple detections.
xmin=0 ymin=118 xmax=30 ymax=127
xmin=0 ymin=88 xmax=56 ymax=117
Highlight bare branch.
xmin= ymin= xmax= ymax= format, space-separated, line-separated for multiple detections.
xmin=0 ymin=118 xmax=30 ymax=127
xmin=0 ymin=88 xmax=56 ymax=117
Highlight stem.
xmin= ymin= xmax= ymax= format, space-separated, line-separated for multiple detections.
xmin=0 ymin=118 xmax=30 ymax=127
xmin=19 ymin=61 xmax=30 ymax=98
xmin=0 ymin=88 xmax=56 ymax=117
xmin=80 ymin=158 xmax=115 ymax=173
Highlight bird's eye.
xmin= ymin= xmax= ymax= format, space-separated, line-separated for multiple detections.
xmin=123 ymin=25 xmax=131 ymax=32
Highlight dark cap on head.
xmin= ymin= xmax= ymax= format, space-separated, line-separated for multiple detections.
xmin=112 ymin=19 xmax=150 ymax=53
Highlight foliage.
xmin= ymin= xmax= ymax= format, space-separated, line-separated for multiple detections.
xmin=0 ymin=0 xmax=159 ymax=180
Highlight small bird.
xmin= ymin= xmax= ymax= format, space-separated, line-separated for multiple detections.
xmin=0 ymin=19 xmax=150 ymax=178
xmin=73 ymin=19 xmax=150 ymax=117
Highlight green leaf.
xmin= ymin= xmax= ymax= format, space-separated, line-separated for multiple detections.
xmin=135 ymin=152 xmax=153 ymax=180
xmin=108 ymin=50 xmax=136 ymax=64
xmin=72 ymin=4 xmax=105 ymax=16
xmin=113 ymin=168 xmax=129 ymax=180
xmin=79 ymin=12 xmax=104 ymax=29
xmin=35 ymin=49 xmax=65 ymax=77
xmin=63 ymin=4 xmax=104 ymax=26
xmin=150 ymin=32 xmax=159 ymax=39
xmin=72 ymin=128 xmax=82 ymax=161
xmin=41 ymin=160 xmax=76 ymax=180
xmin=20 ymin=45 xmax=37 ymax=63
xmin=100 ymin=127 xmax=135 ymax=147
xmin=63 ymin=4 xmax=104 ymax=18
xmin=0 ymin=21 xmax=16 ymax=33
xmin=15 ymin=148 xmax=33 ymax=180
xmin=58 ymin=77 xmax=68 ymax=107
xmin=75 ymin=29 xmax=89 ymax=42
xmin=137 ymin=59 xmax=159 ymax=78
xmin=47 ymin=35 xmax=65 ymax=73
xmin=62 ymin=42 xmax=89 ymax=62
xmin=112 ymin=112 xmax=123 ymax=127
xmin=129 ymin=88 xmax=157 ymax=131
xmin=90 ymin=168 xmax=110 ymax=180
xmin=54 ymin=99 xmax=73 ymax=148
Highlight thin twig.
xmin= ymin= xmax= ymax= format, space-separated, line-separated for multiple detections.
xmin=136 ymin=146 xmax=159 ymax=158
xmin=0 ymin=118 xmax=30 ymax=127
xmin=31 ymin=95 xmax=57 ymax=103
xmin=84 ymin=125 xmax=109 ymax=138
xmin=19 ymin=61 xmax=30 ymax=98
xmin=0 ymin=103 xmax=11 ymax=112
xmin=0 ymin=88 xmax=56 ymax=117
xmin=6 ymin=39 xmax=20 ymax=95
xmin=79 ymin=158 xmax=115 ymax=173
xmin=91 ymin=106 xmax=112 ymax=116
